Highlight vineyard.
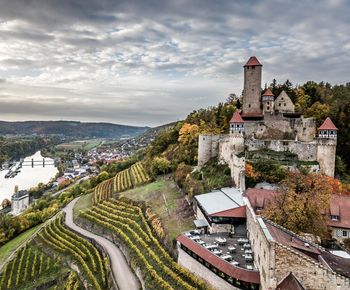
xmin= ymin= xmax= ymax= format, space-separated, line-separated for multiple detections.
xmin=81 ymin=198 xmax=210 ymax=290
xmin=0 ymin=244 xmax=76 ymax=290
xmin=94 ymin=162 xmax=151 ymax=203
xmin=38 ymin=215 xmax=109 ymax=290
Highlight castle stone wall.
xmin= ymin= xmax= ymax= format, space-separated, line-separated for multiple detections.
xmin=245 ymin=139 xmax=318 ymax=162
xmin=317 ymin=139 xmax=337 ymax=177
xmin=219 ymin=135 xmax=245 ymax=190
xmin=274 ymin=244 xmax=350 ymax=290
xmin=294 ymin=117 xmax=316 ymax=142
xmin=245 ymin=201 xmax=276 ymax=290
xmin=198 ymin=134 xmax=220 ymax=167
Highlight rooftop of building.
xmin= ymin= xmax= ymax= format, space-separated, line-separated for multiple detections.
xmin=276 ymin=272 xmax=306 ymax=290
xmin=318 ymin=117 xmax=338 ymax=131
xmin=195 ymin=187 xmax=245 ymax=217
xmin=244 ymin=56 xmax=262 ymax=67
xmin=229 ymin=110 xmax=244 ymax=123
xmin=262 ymin=88 xmax=274 ymax=96
xmin=12 ymin=190 xmax=29 ymax=200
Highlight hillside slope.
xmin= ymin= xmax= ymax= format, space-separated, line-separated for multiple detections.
xmin=0 ymin=121 xmax=149 ymax=138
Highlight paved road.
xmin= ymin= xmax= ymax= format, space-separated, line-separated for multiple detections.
xmin=63 ymin=198 xmax=140 ymax=290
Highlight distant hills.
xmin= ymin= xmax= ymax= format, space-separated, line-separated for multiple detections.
xmin=0 ymin=121 xmax=149 ymax=139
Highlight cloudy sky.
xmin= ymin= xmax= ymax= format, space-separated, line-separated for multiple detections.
xmin=0 ymin=0 xmax=349 ymax=126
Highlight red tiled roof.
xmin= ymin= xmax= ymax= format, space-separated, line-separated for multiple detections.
xmin=327 ymin=195 xmax=350 ymax=229
xmin=243 ymin=188 xmax=280 ymax=209
xmin=277 ymin=272 xmax=305 ymax=290
xmin=176 ymin=235 xmax=260 ymax=284
xmin=262 ymin=88 xmax=274 ymax=96
xmin=229 ymin=110 xmax=244 ymax=123
xmin=318 ymin=117 xmax=338 ymax=130
xmin=210 ymin=206 xmax=247 ymax=218
xmin=244 ymin=56 xmax=262 ymax=67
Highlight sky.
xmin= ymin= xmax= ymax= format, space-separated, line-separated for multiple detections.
xmin=0 ymin=0 xmax=349 ymax=127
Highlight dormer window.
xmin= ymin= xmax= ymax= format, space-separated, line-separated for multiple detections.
xmin=330 ymin=215 xmax=339 ymax=221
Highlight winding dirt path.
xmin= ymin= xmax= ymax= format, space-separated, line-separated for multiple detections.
xmin=63 ymin=197 xmax=140 ymax=290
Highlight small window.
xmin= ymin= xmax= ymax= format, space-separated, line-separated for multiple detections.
xmin=279 ymin=103 xmax=281 ymax=106
xmin=343 ymin=231 xmax=348 ymax=237
xmin=252 ymin=66 xmax=255 ymax=69
xmin=281 ymin=97 xmax=284 ymax=100
xmin=248 ymin=104 xmax=251 ymax=108
xmin=284 ymin=103 xmax=286 ymax=106
xmin=267 ymin=106 xmax=270 ymax=110
xmin=267 ymin=102 xmax=270 ymax=105
xmin=331 ymin=215 xmax=339 ymax=221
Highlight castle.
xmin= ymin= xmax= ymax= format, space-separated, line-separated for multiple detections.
xmin=198 ymin=56 xmax=338 ymax=190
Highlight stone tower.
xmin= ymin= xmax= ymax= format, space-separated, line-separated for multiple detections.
xmin=316 ymin=117 xmax=337 ymax=177
xmin=198 ymin=134 xmax=220 ymax=167
xmin=242 ymin=56 xmax=262 ymax=115
xmin=262 ymin=88 xmax=274 ymax=113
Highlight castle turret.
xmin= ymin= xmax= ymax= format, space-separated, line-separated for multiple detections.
xmin=262 ymin=88 xmax=274 ymax=113
xmin=229 ymin=110 xmax=244 ymax=134
xmin=317 ymin=117 xmax=337 ymax=177
xmin=242 ymin=56 xmax=262 ymax=115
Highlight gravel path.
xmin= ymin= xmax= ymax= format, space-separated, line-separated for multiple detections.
xmin=63 ymin=197 xmax=140 ymax=290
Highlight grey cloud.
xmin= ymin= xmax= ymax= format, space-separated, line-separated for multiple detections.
xmin=0 ymin=0 xmax=348 ymax=125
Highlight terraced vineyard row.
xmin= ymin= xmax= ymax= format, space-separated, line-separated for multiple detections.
xmin=0 ymin=245 xmax=69 ymax=290
xmin=94 ymin=162 xmax=151 ymax=203
xmin=81 ymin=198 xmax=209 ymax=290
xmin=93 ymin=178 xmax=114 ymax=204
xmin=39 ymin=215 xmax=108 ymax=290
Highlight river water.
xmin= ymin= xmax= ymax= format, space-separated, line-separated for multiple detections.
xmin=0 ymin=151 xmax=58 ymax=203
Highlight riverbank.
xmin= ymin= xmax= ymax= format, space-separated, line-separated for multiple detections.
xmin=0 ymin=151 xmax=58 ymax=203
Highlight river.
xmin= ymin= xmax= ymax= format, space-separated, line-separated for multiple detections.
xmin=0 ymin=151 xmax=58 ymax=203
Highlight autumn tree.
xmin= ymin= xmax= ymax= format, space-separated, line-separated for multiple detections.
xmin=151 ymin=157 xmax=171 ymax=175
xmin=263 ymin=172 xmax=332 ymax=238
xmin=1 ymin=199 xmax=11 ymax=209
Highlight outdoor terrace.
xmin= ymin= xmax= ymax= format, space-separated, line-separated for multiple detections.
xmin=184 ymin=225 xmax=257 ymax=271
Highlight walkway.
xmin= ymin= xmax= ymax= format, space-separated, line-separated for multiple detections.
xmin=63 ymin=197 xmax=140 ymax=290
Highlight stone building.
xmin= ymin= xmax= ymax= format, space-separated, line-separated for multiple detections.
xmin=198 ymin=56 xmax=338 ymax=189
xmin=177 ymin=188 xmax=350 ymax=290
xmin=11 ymin=190 xmax=29 ymax=215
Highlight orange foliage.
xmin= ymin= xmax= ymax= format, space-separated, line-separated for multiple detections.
xmin=245 ymin=163 xmax=260 ymax=180
xmin=322 ymin=176 xmax=350 ymax=195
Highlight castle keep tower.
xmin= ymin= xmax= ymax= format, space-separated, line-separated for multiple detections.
xmin=317 ymin=117 xmax=337 ymax=177
xmin=242 ymin=56 xmax=262 ymax=115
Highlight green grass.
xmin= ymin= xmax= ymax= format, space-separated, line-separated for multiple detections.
xmin=56 ymin=139 xmax=103 ymax=151
xmin=73 ymin=192 xmax=93 ymax=219
xmin=0 ymin=224 xmax=42 ymax=265
xmin=120 ymin=179 xmax=195 ymax=243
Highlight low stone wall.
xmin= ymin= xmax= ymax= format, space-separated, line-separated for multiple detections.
xmin=177 ymin=248 xmax=238 ymax=290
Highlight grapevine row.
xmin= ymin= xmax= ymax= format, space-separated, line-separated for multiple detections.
xmin=38 ymin=216 xmax=107 ymax=289
xmin=82 ymin=199 xmax=209 ymax=290
xmin=0 ymin=245 xmax=57 ymax=290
